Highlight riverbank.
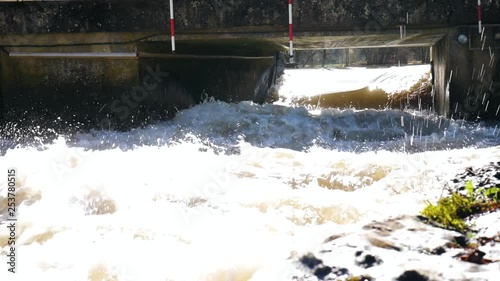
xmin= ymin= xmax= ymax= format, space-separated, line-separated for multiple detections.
xmin=2 ymin=86 xmax=500 ymax=281
xmin=250 ymin=163 xmax=500 ymax=281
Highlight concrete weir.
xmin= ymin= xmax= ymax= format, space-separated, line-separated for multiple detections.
xmin=0 ymin=0 xmax=500 ymax=129
xmin=0 ymin=36 xmax=285 ymax=129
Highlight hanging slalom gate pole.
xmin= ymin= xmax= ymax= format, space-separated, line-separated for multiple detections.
xmin=477 ymin=0 xmax=482 ymax=33
xmin=170 ymin=0 xmax=176 ymax=53
xmin=288 ymin=0 xmax=294 ymax=63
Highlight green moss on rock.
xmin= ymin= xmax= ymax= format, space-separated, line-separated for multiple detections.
xmin=421 ymin=181 xmax=500 ymax=232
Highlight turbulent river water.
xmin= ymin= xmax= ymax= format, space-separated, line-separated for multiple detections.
xmin=1 ymin=65 xmax=500 ymax=281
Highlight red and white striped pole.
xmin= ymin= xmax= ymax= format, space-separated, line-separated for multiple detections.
xmin=288 ymin=0 xmax=294 ymax=63
xmin=477 ymin=0 xmax=482 ymax=33
xmin=169 ymin=0 xmax=176 ymax=53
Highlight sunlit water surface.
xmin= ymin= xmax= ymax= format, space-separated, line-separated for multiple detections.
xmin=1 ymin=66 xmax=500 ymax=281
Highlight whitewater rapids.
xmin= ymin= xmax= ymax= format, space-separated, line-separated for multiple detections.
xmin=1 ymin=66 xmax=500 ymax=280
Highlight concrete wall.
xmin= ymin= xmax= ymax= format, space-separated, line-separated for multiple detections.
xmin=431 ymin=35 xmax=450 ymax=117
xmin=451 ymin=27 xmax=500 ymax=120
xmin=1 ymin=1 xmax=499 ymax=35
xmin=0 ymin=50 xmax=4 ymax=124
xmin=1 ymin=55 xmax=139 ymax=129
xmin=293 ymin=47 xmax=430 ymax=67
xmin=1 ymin=1 xmax=500 ymax=126
xmin=432 ymin=26 xmax=500 ymax=120
xmin=0 ymin=38 xmax=284 ymax=130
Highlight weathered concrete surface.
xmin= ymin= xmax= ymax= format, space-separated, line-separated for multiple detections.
xmin=0 ymin=29 xmax=448 ymax=52
xmin=1 ymin=55 xmax=140 ymax=129
xmin=431 ymin=34 xmax=450 ymax=117
xmin=293 ymin=47 xmax=430 ymax=68
xmin=0 ymin=38 xmax=284 ymax=130
xmin=431 ymin=25 xmax=500 ymax=119
xmin=449 ymin=27 xmax=500 ymax=120
xmin=0 ymin=0 xmax=499 ymax=125
xmin=0 ymin=0 xmax=499 ymax=35
xmin=274 ymin=31 xmax=446 ymax=50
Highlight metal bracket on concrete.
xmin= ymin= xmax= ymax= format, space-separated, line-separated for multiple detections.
xmin=467 ymin=24 xmax=500 ymax=51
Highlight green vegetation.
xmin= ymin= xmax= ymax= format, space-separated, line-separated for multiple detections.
xmin=421 ymin=192 xmax=474 ymax=232
xmin=421 ymin=182 xmax=500 ymax=232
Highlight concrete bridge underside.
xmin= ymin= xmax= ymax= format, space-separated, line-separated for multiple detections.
xmin=0 ymin=28 xmax=447 ymax=51
xmin=0 ymin=0 xmax=499 ymax=130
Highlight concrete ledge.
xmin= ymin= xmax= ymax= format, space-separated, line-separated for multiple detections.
xmin=1 ymin=0 xmax=499 ymax=35
xmin=138 ymin=52 xmax=274 ymax=60
xmin=9 ymin=52 xmax=137 ymax=58
xmin=0 ymin=37 xmax=285 ymax=130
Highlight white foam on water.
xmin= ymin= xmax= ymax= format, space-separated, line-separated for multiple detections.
xmin=277 ymin=65 xmax=430 ymax=105
xmin=368 ymin=64 xmax=430 ymax=94
xmin=0 ymin=66 xmax=499 ymax=281
xmin=1 ymin=135 xmax=499 ymax=281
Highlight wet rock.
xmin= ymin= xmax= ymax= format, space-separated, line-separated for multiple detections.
xmin=458 ymin=249 xmax=493 ymax=264
xmin=396 ymin=270 xmax=429 ymax=281
xmin=323 ymin=234 xmax=344 ymax=243
xmin=366 ymin=236 xmax=401 ymax=251
xmin=449 ymin=162 xmax=500 ymax=199
xmin=355 ymin=253 xmax=383 ymax=268
xmin=453 ymin=235 xmax=468 ymax=248
xmin=297 ymin=252 xmax=352 ymax=279
xmin=431 ymin=246 xmax=446 ymax=255
xmin=477 ymin=235 xmax=499 ymax=246
xmin=251 ymin=215 xmax=499 ymax=281
xmin=253 ymin=160 xmax=500 ymax=281
xmin=330 ymin=267 xmax=349 ymax=277
xmin=313 ymin=266 xmax=331 ymax=279
xmin=362 ymin=217 xmax=405 ymax=236
xmin=299 ymin=253 xmax=323 ymax=269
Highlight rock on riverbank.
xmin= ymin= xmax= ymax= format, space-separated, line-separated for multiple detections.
xmin=448 ymin=161 xmax=500 ymax=198
xmin=251 ymin=214 xmax=499 ymax=281
xmin=250 ymin=163 xmax=500 ymax=281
